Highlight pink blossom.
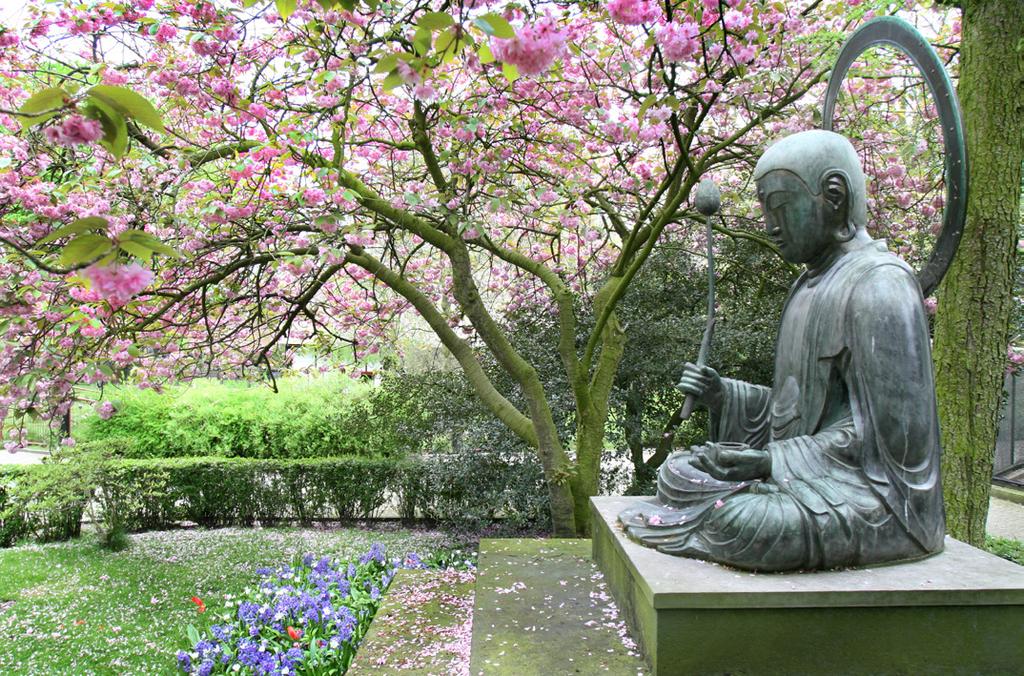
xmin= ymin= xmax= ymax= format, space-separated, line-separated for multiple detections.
xmin=731 ymin=44 xmax=757 ymax=64
xmin=723 ymin=9 xmax=752 ymax=31
xmin=96 ymin=401 xmax=116 ymax=420
xmin=192 ymin=40 xmax=219 ymax=57
xmin=84 ymin=262 xmax=155 ymax=308
xmin=303 ymin=188 xmax=326 ymax=205
xmin=45 ymin=115 xmax=103 ymax=146
xmin=606 ymin=0 xmax=661 ymax=26
xmin=638 ymin=122 xmax=667 ymax=142
xmin=490 ymin=17 xmax=566 ymax=76
xmin=714 ymin=498 xmax=726 ymax=509
xmin=657 ymin=21 xmax=701 ymax=62
xmin=396 ymin=61 xmax=421 ymax=85
xmin=154 ymin=24 xmax=176 ymax=43
xmin=412 ymin=83 xmax=436 ymax=102
xmin=325 ymin=77 xmax=345 ymax=93
xmin=647 ymin=514 xmax=662 ymax=525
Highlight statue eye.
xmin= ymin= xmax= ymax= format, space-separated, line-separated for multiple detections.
xmin=766 ymin=193 xmax=790 ymax=210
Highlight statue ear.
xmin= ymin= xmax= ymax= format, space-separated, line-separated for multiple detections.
xmin=822 ymin=171 xmax=855 ymax=243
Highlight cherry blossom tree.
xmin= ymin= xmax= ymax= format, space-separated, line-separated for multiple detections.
xmin=0 ymin=0 xmax=956 ymax=536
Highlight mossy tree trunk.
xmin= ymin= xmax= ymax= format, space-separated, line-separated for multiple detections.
xmin=933 ymin=0 xmax=1024 ymax=546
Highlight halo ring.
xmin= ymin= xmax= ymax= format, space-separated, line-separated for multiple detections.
xmin=822 ymin=16 xmax=967 ymax=298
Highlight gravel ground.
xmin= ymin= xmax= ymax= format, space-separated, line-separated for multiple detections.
xmin=0 ymin=449 xmax=50 ymax=465
xmin=986 ymin=496 xmax=1024 ymax=541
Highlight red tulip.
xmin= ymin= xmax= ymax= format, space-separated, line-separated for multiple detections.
xmin=287 ymin=626 xmax=302 ymax=641
xmin=191 ymin=596 xmax=206 ymax=613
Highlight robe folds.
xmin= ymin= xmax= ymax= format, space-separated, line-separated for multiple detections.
xmin=619 ymin=241 xmax=945 ymax=571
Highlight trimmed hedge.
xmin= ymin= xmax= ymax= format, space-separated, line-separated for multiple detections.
xmin=0 ymin=452 xmax=548 ymax=546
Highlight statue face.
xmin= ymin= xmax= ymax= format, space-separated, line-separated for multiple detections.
xmin=756 ymin=170 xmax=836 ymax=265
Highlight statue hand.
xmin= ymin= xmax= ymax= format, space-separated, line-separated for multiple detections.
xmin=689 ymin=446 xmax=771 ymax=482
xmin=677 ymin=362 xmax=725 ymax=412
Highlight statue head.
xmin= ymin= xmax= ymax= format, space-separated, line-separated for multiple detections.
xmin=753 ymin=130 xmax=868 ymax=265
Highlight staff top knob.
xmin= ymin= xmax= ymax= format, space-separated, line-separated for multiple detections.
xmin=694 ymin=178 xmax=721 ymax=217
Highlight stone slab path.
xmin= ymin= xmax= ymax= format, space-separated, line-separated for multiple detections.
xmin=470 ymin=538 xmax=647 ymax=676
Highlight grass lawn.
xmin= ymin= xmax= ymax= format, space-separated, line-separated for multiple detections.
xmin=986 ymin=535 xmax=1024 ymax=566
xmin=0 ymin=526 xmax=467 ymax=675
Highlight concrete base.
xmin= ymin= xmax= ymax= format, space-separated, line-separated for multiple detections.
xmin=592 ymin=496 xmax=1024 ymax=675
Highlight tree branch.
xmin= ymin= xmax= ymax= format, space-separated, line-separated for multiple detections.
xmin=346 ymin=245 xmax=538 ymax=447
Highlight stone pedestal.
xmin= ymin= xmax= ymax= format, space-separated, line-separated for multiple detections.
xmin=592 ymin=496 xmax=1024 ymax=675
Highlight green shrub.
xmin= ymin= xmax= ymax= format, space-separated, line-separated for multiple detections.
xmin=76 ymin=376 xmax=402 ymax=459
xmin=0 ymin=465 xmax=86 ymax=546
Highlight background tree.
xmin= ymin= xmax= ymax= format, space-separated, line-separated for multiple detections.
xmin=615 ymin=237 xmax=790 ymax=490
xmin=933 ymin=0 xmax=1024 ymax=545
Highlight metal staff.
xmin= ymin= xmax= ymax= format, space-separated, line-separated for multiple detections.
xmin=678 ymin=178 xmax=721 ymax=420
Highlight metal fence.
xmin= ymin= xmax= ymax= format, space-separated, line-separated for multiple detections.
xmin=18 ymin=385 xmax=101 ymax=451
xmin=996 ymin=373 xmax=1024 ymax=485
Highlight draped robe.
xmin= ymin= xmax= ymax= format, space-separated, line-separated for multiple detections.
xmin=619 ymin=241 xmax=945 ymax=571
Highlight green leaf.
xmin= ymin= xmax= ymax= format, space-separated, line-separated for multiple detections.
xmin=412 ymin=26 xmax=432 ymax=56
xmin=373 ymin=53 xmax=400 ymax=73
xmin=38 ymin=217 xmax=110 ymax=245
xmin=18 ymin=87 xmax=67 ymax=129
xmin=276 ymin=0 xmax=297 ymax=20
xmin=638 ymin=94 xmax=658 ymax=121
xmin=478 ymin=43 xmax=495 ymax=64
xmin=87 ymin=85 xmax=164 ymax=133
xmin=475 ymin=13 xmax=515 ymax=39
xmin=119 ymin=230 xmax=185 ymax=259
xmin=417 ymin=11 xmax=454 ymax=31
xmin=86 ymin=99 xmax=128 ymax=160
xmin=436 ymin=27 xmax=459 ymax=56
xmin=502 ymin=62 xmax=519 ymax=83
xmin=382 ymin=70 xmax=405 ymax=91
xmin=60 ymin=234 xmax=112 ymax=266
xmin=118 ymin=240 xmax=154 ymax=262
